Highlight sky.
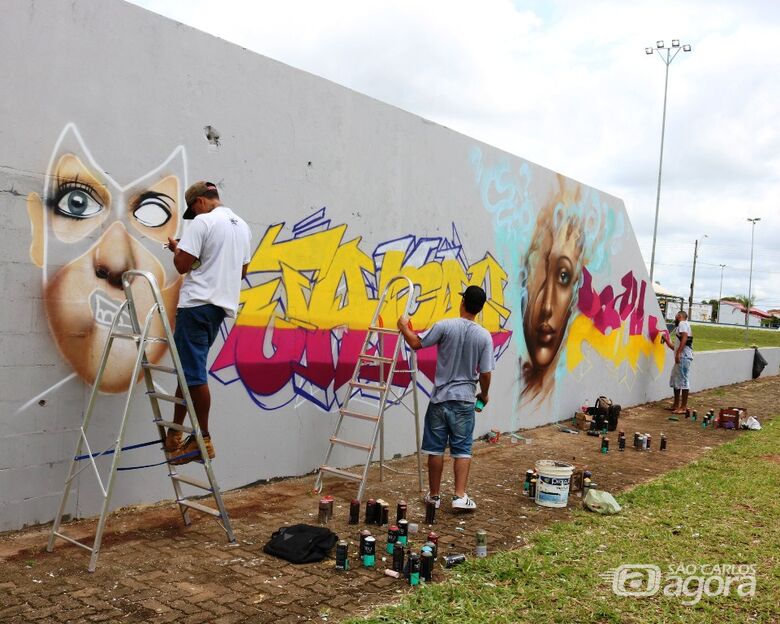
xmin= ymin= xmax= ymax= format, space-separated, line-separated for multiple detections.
xmin=129 ymin=0 xmax=780 ymax=311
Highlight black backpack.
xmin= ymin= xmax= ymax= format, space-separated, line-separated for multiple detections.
xmin=263 ymin=524 xmax=338 ymax=564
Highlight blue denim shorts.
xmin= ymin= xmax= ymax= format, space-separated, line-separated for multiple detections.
xmin=174 ymin=305 xmax=225 ymax=386
xmin=421 ymin=400 xmax=476 ymax=459
xmin=669 ymin=357 xmax=692 ymax=390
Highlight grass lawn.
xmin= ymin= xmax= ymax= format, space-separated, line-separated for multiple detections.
xmin=350 ymin=417 xmax=780 ymax=624
xmin=691 ymin=323 xmax=780 ymax=352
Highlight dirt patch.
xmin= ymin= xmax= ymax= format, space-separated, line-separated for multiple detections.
xmin=761 ymin=454 xmax=780 ymax=465
xmin=1 ymin=376 xmax=778 ymax=623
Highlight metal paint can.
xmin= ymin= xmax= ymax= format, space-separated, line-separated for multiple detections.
xmin=421 ymin=550 xmax=433 ymax=582
xmin=475 ymin=529 xmax=488 ymax=558
xmin=660 ymin=434 xmax=667 ymax=451
xmin=645 ymin=434 xmax=652 ymax=451
xmin=335 ymin=540 xmax=349 ymax=571
xmin=348 ymin=499 xmax=360 ymax=524
xmin=386 ymin=525 xmax=399 ymax=554
xmin=363 ymin=536 xmax=376 ymax=568
xmin=685 ymin=408 xmax=691 ymax=419
xmin=692 ymin=410 xmax=697 ymax=421
xmin=528 ymin=478 xmax=537 ymax=499
xmin=601 ymin=437 xmax=609 ymax=454
xmin=523 ymin=469 xmax=534 ymax=494
xmin=398 ymin=519 xmax=409 ymax=545
xmin=359 ymin=529 xmax=371 ymax=556
xmin=396 ymin=501 xmax=407 ymax=524
xmin=427 ymin=531 xmax=439 ymax=557
xmin=318 ymin=498 xmax=330 ymax=524
xmin=618 ymin=431 xmax=625 ymax=451
xmin=425 ymin=501 xmax=436 ymax=524
xmin=408 ymin=552 xmax=421 ymax=586
xmin=384 ymin=568 xmax=401 ymax=579
xmin=392 ymin=543 xmax=405 ymax=572
xmin=380 ymin=503 xmax=390 ymax=526
xmin=633 ymin=432 xmax=640 ymax=449
xmin=444 ymin=553 xmax=466 ymax=568
xmin=365 ymin=499 xmax=377 ymax=524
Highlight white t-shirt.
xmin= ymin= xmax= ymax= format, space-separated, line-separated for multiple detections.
xmin=177 ymin=206 xmax=252 ymax=318
xmin=675 ymin=320 xmax=694 ymax=359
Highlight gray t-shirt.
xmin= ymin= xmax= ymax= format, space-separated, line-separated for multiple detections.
xmin=420 ymin=317 xmax=496 ymax=404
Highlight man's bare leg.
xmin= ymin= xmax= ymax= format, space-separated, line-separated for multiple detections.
xmin=427 ymin=454 xmax=444 ymax=497
xmin=679 ymin=389 xmax=689 ymax=412
xmin=173 ymin=383 xmax=211 ymax=434
xmin=453 ymin=458 xmax=471 ymax=498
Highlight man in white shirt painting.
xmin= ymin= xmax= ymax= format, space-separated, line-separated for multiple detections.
xmin=663 ymin=310 xmax=694 ymax=415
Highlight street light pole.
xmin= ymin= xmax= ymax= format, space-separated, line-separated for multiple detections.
xmin=717 ymin=263 xmax=726 ymax=323
xmin=688 ymin=234 xmax=707 ymax=319
xmin=745 ymin=218 xmax=761 ymax=344
xmin=646 ymin=39 xmax=692 ymax=284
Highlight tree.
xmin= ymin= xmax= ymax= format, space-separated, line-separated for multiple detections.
xmin=736 ymin=294 xmax=756 ymax=310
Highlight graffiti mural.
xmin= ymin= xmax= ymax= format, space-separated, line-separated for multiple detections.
xmin=26 ymin=123 xmax=186 ymax=393
xmin=211 ymin=209 xmax=512 ymax=410
xmin=470 ymin=148 xmax=667 ymax=412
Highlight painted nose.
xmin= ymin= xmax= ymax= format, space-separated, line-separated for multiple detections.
xmin=540 ymin=276 xmax=553 ymax=321
xmin=93 ymin=222 xmax=136 ymax=289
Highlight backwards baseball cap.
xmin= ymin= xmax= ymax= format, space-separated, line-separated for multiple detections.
xmin=183 ymin=181 xmax=219 ymax=219
xmin=460 ymin=285 xmax=487 ymax=314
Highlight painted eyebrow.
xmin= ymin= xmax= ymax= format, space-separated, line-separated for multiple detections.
xmin=134 ymin=190 xmax=174 ymax=205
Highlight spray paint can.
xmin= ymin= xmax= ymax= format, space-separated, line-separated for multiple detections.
xmin=335 ymin=540 xmax=349 ymax=571
xmin=384 ymin=569 xmax=401 ymax=579
xmin=423 ymin=541 xmax=437 ymax=560
xmin=601 ymin=436 xmax=609 ymax=454
xmin=408 ymin=552 xmax=421 ymax=586
xmin=633 ymin=432 xmax=640 ymax=449
xmin=475 ymin=529 xmax=488 ymax=558
xmin=685 ymin=408 xmax=691 ymax=419
xmin=359 ymin=529 xmax=371 ymax=557
xmin=396 ymin=501 xmax=407 ymax=524
xmin=363 ymin=536 xmax=376 ymax=568
xmin=398 ymin=519 xmax=409 ymax=545
xmin=318 ymin=498 xmax=331 ymax=524
xmin=380 ymin=502 xmax=390 ymax=526
xmin=444 ymin=554 xmax=467 ymax=568
xmin=618 ymin=431 xmax=626 ymax=451
xmin=365 ymin=499 xmax=377 ymax=524
xmin=645 ymin=434 xmax=652 ymax=451
xmin=425 ymin=500 xmax=437 ymax=524
xmin=529 ymin=477 xmax=537 ymax=499
xmin=386 ymin=525 xmax=399 ymax=554
xmin=523 ymin=469 xmax=534 ymax=494
xmin=392 ymin=543 xmax=405 ymax=572
xmin=421 ymin=550 xmax=434 ymax=582
xmin=427 ymin=531 xmax=439 ymax=558
xmin=583 ymin=477 xmax=592 ymax=495
xmin=692 ymin=410 xmax=697 ymax=421
xmin=583 ymin=470 xmax=592 ymax=480
xmin=348 ymin=499 xmax=360 ymax=524
xmin=660 ymin=434 xmax=667 ymax=451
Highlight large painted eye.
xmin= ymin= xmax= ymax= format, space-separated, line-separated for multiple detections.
xmin=558 ymin=269 xmax=571 ymax=286
xmin=133 ymin=192 xmax=172 ymax=227
xmin=56 ymin=187 xmax=103 ymax=219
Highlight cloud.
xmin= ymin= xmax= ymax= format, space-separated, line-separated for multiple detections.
xmin=129 ymin=0 xmax=780 ymax=308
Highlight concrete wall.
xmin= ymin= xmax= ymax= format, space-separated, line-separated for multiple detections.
xmin=717 ymin=304 xmax=761 ymax=327
xmin=1 ymin=0 xmax=775 ymax=532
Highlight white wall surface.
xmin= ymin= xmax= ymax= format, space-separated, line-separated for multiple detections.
xmin=1 ymin=0 xmax=776 ymax=532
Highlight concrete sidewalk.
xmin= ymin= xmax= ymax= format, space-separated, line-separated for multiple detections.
xmin=1 ymin=376 xmax=777 ymax=623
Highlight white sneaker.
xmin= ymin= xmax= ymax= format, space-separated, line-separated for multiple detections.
xmin=451 ymin=494 xmax=477 ymax=510
xmin=423 ymin=492 xmax=441 ymax=509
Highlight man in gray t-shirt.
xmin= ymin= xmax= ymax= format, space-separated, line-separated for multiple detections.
xmin=398 ymin=285 xmax=495 ymax=511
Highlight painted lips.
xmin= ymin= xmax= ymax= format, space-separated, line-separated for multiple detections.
xmin=90 ymin=290 xmax=132 ymax=329
xmin=536 ymin=323 xmax=556 ymax=345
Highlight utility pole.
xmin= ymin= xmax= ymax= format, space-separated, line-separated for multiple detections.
xmin=745 ymin=218 xmax=761 ymax=345
xmin=717 ymin=264 xmax=726 ymax=323
xmin=688 ymin=235 xmax=707 ymax=319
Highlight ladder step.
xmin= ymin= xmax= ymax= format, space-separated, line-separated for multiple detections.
xmin=178 ymin=499 xmax=221 ymax=517
xmin=339 ymin=408 xmax=380 ymax=422
xmin=350 ymin=380 xmax=387 ymax=392
xmin=111 ymin=332 xmax=168 ymax=343
xmin=147 ymin=392 xmax=186 ymax=405
xmin=367 ymin=325 xmax=400 ymax=335
xmin=319 ymin=465 xmax=363 ymax=482
xmin=329 ymin=437 xmax=373 ymax=452
xmin=171 ymin=473 xmax=212 ymax=491
xmin=154 ymin=420 xmax=194 ymax=433
xmin=359 ymin=354 xmax=394 ymax=364
xmin=142 ymin=363 xmax=177 ymax=374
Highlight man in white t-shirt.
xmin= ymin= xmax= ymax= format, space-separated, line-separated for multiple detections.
xmin=165 ymin=181 xmax=252 ymax=463
xmin=663 ymin=310 xmax=694 ymax=414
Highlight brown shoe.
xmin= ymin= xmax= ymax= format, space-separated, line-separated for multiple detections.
xmin=164 ymin=430 xmax=183 ymax=453
xmin=170 ymin=434 xmax=215 ymax=465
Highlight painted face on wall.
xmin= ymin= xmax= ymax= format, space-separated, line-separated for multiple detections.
xmin=523 ymin=220 xmax=582 ymax=370
xmin=26 ymin=124 xmax=186 ymax=392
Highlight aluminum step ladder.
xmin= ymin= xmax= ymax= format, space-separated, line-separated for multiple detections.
xmin=46 ymin=270 xmax=235 ymax=572
xmin=314 ymin=275 xmax=424 ymax=501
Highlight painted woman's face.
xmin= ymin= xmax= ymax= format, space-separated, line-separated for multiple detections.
xmin=27 ymin=125 xmax=185 ymax=392
xmin=523 ymin=220 xmax=582 ymax=370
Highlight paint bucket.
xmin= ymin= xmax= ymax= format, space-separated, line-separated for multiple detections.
xmin=534 ymin=460 xmax=575 ymax=508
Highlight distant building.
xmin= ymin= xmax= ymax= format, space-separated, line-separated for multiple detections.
xmin=717 ymin=300 xmax=771 ymax=327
